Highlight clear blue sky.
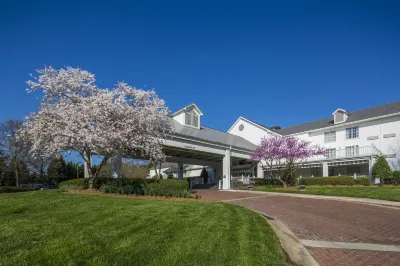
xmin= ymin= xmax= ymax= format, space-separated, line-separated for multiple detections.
xmin=1 ymin=0 xmax=399 ymax=133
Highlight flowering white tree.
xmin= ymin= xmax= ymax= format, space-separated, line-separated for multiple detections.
xmin=18 ymin=67 xmax=171 ymax=189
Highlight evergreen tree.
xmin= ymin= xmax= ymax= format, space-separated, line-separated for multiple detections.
xmin=200 ymin=167 xmax=209 ymax=184
xmin=65 ymin=162 xmax=85 ymax=180
xmin=372 ymin=156 xmax=392 ymax=179
xmin=5 ymin=158 xmax=30 ymax=186
xmin=47 ymin=156 xmax=66 ymax=183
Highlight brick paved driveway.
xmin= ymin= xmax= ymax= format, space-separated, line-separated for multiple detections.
xmin=194 ymin=190 xmax=400 ymax=266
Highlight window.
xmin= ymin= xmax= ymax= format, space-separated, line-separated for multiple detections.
xmin=345 ymin=145 xmax=359 ymax=156
xmin=346 ymin=126 xmax=359 ymax=139
xmin=324 ymin=131 xmax=336 ymax=142
xmin=326 ymin=148 xmax=336 ymax=158
xmin=185 ymin=110 xmax=199 ymax=127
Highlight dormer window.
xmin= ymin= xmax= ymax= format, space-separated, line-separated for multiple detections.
xmin=185 ymin=110 xmax=199 ymax=127
xmin=171 ymin=103 xmax=203 ymax=128
xmin=333 ymin=108 xmax=349 ymax=124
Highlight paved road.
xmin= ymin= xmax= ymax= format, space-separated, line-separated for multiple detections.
xmin=194 ymin=190 xmax=400 ymax=266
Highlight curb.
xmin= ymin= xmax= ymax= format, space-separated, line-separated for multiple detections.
xmin=259 ymin=213 xmax=319 ymax=266
xmin=225 ymin=189 xmax=400 ymax=208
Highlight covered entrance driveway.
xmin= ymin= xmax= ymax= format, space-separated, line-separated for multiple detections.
xmin=96 ymin=118 xmax=258 ymax=190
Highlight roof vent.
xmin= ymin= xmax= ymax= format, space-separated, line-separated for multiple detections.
xmin=271 ymin=126 xmax=281 ymax=130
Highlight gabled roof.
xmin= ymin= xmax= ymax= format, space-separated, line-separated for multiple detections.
xmin=332 ymin=108 xmax=349 ymax=115
xmin=227 ymin=116 xmax=281 ymax=135
xmin=276 ymin=101 xmax=400 ymax=135
xmin=169 ymin=117 xmax=256 ymax=151
xmin=171 ymin=103 xmax=203 ymax=116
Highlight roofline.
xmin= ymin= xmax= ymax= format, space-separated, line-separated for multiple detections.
xmin=169 ymin=133 xmax=255 ymax=153
xmin=227 ymin=116 xmax=282 ymax=136
xmin=171 ymin=103 xmax=203 ymax=116
xmin=332 ymin=108 xmax=350 ymax=115
xmin=290 ymin=111 xmax=400 ymax=136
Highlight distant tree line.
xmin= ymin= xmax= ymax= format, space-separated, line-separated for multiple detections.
xmin=0 ymin=119 xmax=85 ymax=186
xmin=0 ymin=119 xmax=151 ymax=187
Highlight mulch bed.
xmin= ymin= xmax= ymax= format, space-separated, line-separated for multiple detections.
xmin=65 ymin=189 xmax=204 ymax=202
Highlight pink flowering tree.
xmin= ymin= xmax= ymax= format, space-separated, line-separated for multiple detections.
xmin=18 ymin=67 xmax=171 ymax=189
xmin=249 ymin=136 xmax=325 ymax=187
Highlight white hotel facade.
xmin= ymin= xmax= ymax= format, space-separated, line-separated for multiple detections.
xmin=115 ymin=101 xmax=400 ymax=189
xmin=149 ymin=101 xmax=400 ymax=184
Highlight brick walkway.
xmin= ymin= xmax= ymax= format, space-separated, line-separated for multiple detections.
xmin=194 ymin=190 xmax=400 ymax=266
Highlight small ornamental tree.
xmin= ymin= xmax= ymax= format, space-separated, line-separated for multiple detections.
xmin=372 ymin=156 xmax=392 ymax=179
xmin=18 ymin=67 xmax=171 ymax=189
xmin=249 ymin=136 xmax=325 ymax=187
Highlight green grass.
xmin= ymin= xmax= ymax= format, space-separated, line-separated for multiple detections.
xmin=255 ymin=185 xmax=400 ymax=202
xmin=0 ymin=190 xmax=286 ymax=266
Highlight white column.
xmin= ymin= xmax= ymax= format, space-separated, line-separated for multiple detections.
xmin=214 ymin=164 xmax=222 ymax=186
xmin=369 ymin=156 xmax=376 ymax=180
xmin=111 ymin=155 xmax=123 ymax=178
xmin=222 ymin=149 xmax=231 ymax=190
xmin=177 ymin=162 xmax=183 ymax=180
xmin=257 ymin=162 xmax=264 ymax=178
xmin=322 ymin=162 xmax=328 ymax=177
xmin=84 ymin=154 xmax=91 ymax=178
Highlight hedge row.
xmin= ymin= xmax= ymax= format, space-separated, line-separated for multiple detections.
xmin=0 ymin=186 xmax=40 ymax=193
xmin=100 ymin=179 xmax=191 ymax=198
xmin=299 ymin=176 xmax=356 ymax=186
xmin=60 ymin=178 xmax=192 ymax=198
xmin=381 ymin=171 xmax=400 ymax=185
xmin=251 ymin=178 xmax=284 ymax=187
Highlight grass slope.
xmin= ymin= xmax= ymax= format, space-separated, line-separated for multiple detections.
xmin=0 ymin=190 xmax=286 ymax=266
xmin=256 ymin=186 xmax=400 ymax=202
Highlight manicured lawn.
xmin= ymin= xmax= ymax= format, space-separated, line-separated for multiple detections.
xmin=255 ymin=185 xmax=400 ymax=202
xmin=0 ymin=190 xmax=286 ymax=266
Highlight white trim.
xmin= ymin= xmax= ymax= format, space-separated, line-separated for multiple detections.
xmin=227 ymin=116 xmax=281 ymax=136
xmin=169 ymin=134 xmax=254 ymax=155
xmin=332 ymin=108 xmax=349 ymax=116
xmin=291 ymin=112 xmax=400 ymax=136
xmin=171 ymin=103 xmax=203 ymax=116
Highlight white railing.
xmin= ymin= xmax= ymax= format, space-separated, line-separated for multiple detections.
xmin=308 ymin=145 xmax=378 ymax=161
xmin=231 ymin=175 xmax=252 ymax=185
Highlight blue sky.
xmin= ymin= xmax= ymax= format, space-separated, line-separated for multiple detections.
xmin=1 ymin=0 xmax=399 ymax=134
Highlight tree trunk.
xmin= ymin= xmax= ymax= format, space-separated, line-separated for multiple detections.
xmin=88 ymin=178 xmax=94 ymax=190
xmin=15 ymin=166 xmax=19 ymax=187
xmin=0 ymin=172 xmax=4 ymax=186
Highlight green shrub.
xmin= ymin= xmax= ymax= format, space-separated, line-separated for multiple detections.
xmin=100 ymin=179 xmax=191 ymax=198
xmin=59 ymin=178 xmax=88 ymax=190
xmin=355 ymin=177 xmax=371 ymax=186
xmin=142 ymin=180 xmax=191 ymax=198
xmin=0 ymin=186 xmax=39 ymax=193
xmin=100 ymin=178 xmax=156 ymax=194
xmin=299 ymin=176 xmax=355 ymax=186
xmin=251 ymin=178 xmax=283 ymax=187
xmin=391 ymin=171 xmax=400 ymax=186
xmin=372 ymin=156 xmax=392 ymax=179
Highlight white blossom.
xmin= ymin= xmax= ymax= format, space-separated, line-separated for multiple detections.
xmin=19 ymin=67 xmax=171 ymax=187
